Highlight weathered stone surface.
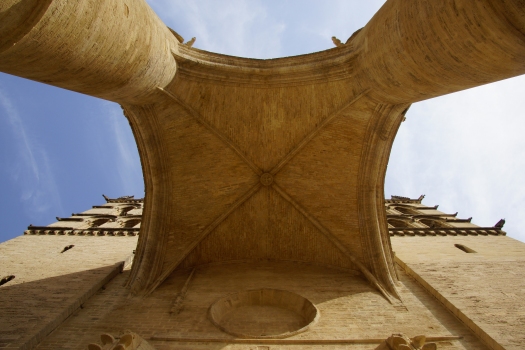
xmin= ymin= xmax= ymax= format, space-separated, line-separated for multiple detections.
xmin=1 ymin=1 xmax=525 ymax=349
xmin=0 ymin=235 xmax=137 ymax=350
xmin=375 ymin=333 xmax=437 ymax=350
xmin=2 ymin=0 xmax=525 ymax=301
xmin=0 ymin=0 xmax=178 ymax=104
xmin=88 ymin=331 xmax=156 ymax=350
xmin=393 ymin=235 xmax=525 ymax=350
xmin=34 ymin=261 xmax=487 ymax=350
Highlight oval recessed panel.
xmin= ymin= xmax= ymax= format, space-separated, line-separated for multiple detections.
xmin=208 ymin=288 xmax=319 ymax=339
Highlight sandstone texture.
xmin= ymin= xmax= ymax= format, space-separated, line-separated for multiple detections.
xmin=1 ymin=0 xmax=525 ymax=349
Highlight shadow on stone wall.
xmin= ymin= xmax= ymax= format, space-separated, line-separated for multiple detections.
xmin=0 ymin=264 xmax=122 ymax=350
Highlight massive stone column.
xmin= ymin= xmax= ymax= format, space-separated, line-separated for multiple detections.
xmin=355 ymin=0 xmax=525 ymax=104
xmin=0 ymin=0 xmax=178 ymax=104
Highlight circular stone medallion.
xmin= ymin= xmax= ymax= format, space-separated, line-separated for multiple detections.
xmin=208 ymin=289 xmax=319 ymax=339
xmin=260 ymin=173 xmax=274 ymax=186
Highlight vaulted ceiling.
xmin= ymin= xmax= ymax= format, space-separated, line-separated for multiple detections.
xmin=123 ymin=46 xmax=408 ymax=300
xmin=1 ymin=0 xmax=524 ymax=301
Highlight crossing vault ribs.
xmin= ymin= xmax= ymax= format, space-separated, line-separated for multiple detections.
xmin=1 ymin=0 xmax=525 ymax=349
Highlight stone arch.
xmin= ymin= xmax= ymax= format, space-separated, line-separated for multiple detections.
xmin=120 ymin=218 xmax=141 ymax=228
xmin=417 ymin=218 xmax=450 ymax=228
xmin=387 ymin=218 xmax=413 ymax=228
xmin=391 ymin=206 xmax=419 ymax=215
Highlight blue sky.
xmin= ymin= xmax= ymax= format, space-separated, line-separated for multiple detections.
xmin=1 ymin=0 xmax=525 ymax=243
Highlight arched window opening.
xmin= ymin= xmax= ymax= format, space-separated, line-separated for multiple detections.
xmin=61 ymin=245 xmax=74 ymax=253
xmin=119 ymin=206 xmax=137 ymax=216
xmin=90 ymin=218 xmax=111 ymax=227
xmin=388 ymin=219 xmax=412 ymax=228
xmin=0 ymin=275 xmax=15 ymax=286
xmin=393 ymin=206 xmax=417 ymax=215
xmin=419 ymin=219 xmax=448 ymax=228
xmin=121 ymin=219 xmax=141 ymax=228
xmin=386 ymin=208 xmax=398 ymax=215
xmin=455 ymin=244 xmax=476 ymax=253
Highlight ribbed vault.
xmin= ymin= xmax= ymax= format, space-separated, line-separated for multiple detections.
xmin=2 ymin=0 xmax=524 ymax=303
xmin=124 ymin=46 xmax=409 ymax=301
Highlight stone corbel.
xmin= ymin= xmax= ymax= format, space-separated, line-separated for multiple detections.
xmin=88 ymin=332 xmax=155 ymax=350
xmin=375 ymin=333 xmax=437 ymax=350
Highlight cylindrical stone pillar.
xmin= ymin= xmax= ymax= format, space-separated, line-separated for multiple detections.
xmin=355 ymin=0 xmax=525 ymax=104
xmin=0 ymin=0 xmax=178 ymax=104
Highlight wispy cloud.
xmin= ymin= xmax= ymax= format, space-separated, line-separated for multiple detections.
xmin=0 ymin=87 xmax=64 ymax=221
xmin=149 ymin=0 xmax=525 ymax=242
xmin=0 ymin=90 xmax=39 ymax=183
xmin=2 ymin=0 xmax=518 ymax=245
xmin=148 ymin=0 xmax=286 ymax=58
xmin=148 ymin=0 xmax=385 ymax=59
xmin=103 ymin=102 xmax=144 ymax=197
xmin=386 ymin=75 xmax=525 ymax=242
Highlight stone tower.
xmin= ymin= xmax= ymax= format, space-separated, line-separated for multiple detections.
xmin=1 ymin=0 xmax=525 ymax=349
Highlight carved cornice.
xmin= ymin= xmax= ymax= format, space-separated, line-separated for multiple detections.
xmin=105 ymin=198 xmax=144 ymax=204
xmin=385 ymin=197 xmax=425 ymax=204
xmin=24 ymin=227 xmax=139 ymax=236
xmin=387 ymin=204 xmax=438 ymax=210
xmin=172 ymin=44 xmax=359 ymax=87
xmin=389 ymin=227 xmax=505 ymax=237
xmin=386 ymin=213 xmax=457 ymax=219
xmin=103 ymin=194 xmax=144 ymax=204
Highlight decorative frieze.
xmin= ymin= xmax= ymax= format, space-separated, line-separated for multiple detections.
xmin=24 ymin=227 xmax=139 ymax=237
xmin=389 ymin=227 xmax=505 ymax=237
xmin=386 ymin=195 xmax=425 ymax=204
xmin=103 ymin=194 xmax=144 ymax=204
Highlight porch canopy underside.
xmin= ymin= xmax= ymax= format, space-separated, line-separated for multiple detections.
xmin=1 ymin=0 xmax=524 ymax=300
xmin=125 ymin=45 xmax=407 ymax=300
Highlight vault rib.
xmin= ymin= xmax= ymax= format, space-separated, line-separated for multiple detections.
xmin=157 ymin=87 xmax=263 ymax=175
xmin=156 ymin=85 xmax=393 ymax=301
xmin=145 ymin=182 xmax=263 ymax=296
xmin=269 ymin=89 xmax=371 ymax=175
xmin=271 ymin=182 xmax=394 ymax=303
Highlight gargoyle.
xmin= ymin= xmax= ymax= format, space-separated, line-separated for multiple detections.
xmin=185 ymin=37 xmax=196 ymax=47
xmin=332 ymin=36 xmax=344 ymax=47
xmin=495 ymin=218 xmax=505 ymax=228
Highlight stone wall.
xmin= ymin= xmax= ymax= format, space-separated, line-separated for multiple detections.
xmin=35 ymin=261 xmax=486 ymax=349
xmin=0 ymin=235 xmax=137 ymax=349
xmin=392 ymin=235 xmax=525 ymax=350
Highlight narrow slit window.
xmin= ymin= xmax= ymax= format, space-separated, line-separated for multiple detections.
xmin=0 ymin=275 xmax=15 ymax=286
xmin=455 ymin=244 xmax=476 ymax=253
xmin=61 ymin=245 xmax=75 ymax=253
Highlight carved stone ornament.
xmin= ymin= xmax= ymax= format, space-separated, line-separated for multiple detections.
xmin=375 ymin=333 xmax=437 ymax=350
xmin=87 ymin=332 xmax=155 ymax=350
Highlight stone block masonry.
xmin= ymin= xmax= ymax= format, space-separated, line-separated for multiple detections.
xmin=35 ymin=261 xmax=487 ymax=349
xmin=392 ymin=235 xmax=525 ymax=350
xmin=0 ymin=235 xmax=137 ymax=349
